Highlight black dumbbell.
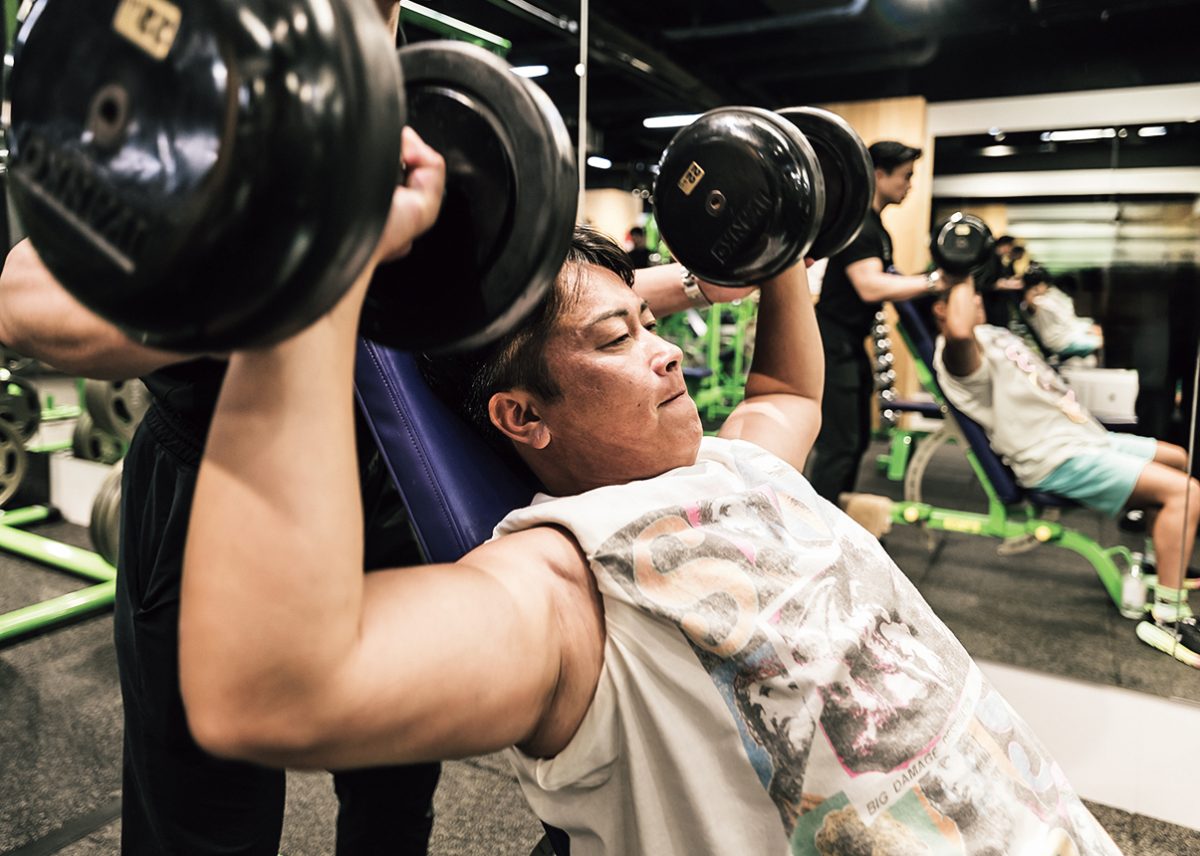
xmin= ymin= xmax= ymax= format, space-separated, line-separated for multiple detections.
xmin=930 ymin=212 xmax=995 ymax=277
xmin=652 ymin=106 xmax=874 ymax=285
xmin=6 ymin=1 xmax=576 ymax=354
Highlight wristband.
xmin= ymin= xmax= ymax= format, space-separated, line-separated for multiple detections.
xmin=924 ymin=270 xmax=942 ymax=294
xmin=681 ymin=269 xmax=712 ymax=307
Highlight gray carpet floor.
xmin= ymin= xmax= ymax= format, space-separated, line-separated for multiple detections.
xmin=3 ymin=436 xmax=1199 ymax=854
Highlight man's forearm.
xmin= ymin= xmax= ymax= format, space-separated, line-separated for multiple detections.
xmin=856 ymin=270 xmax=935 ymax=304
xmin=944 ymin=280 xmax=978 ymax=341
xmin=181 ymin=294 xmax=367 ymax=753
xmin=744 ymin=264 xmax=822 ymax=406
xmin=0 ymin=240 xmax=183 ymax=378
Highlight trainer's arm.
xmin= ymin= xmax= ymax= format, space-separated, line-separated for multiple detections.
xmin=633 ymin=263 xmax=756 ymax=317
xmin=846 ymin=256 xmax=942 ymax=303
xmin=719 ymin=260 xmax=822 ymax=473
xmin=940 ymin=278 xmax=982 ymax=378
xmin=0 ymin=239 xmax=185 ymax=378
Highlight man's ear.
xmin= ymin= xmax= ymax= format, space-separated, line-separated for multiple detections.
xmin=489 ymin=390 xmax=551 ymax=450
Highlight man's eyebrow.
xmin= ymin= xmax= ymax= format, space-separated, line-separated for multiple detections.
xmin=584 ymin=302 xmax=651 ymax=329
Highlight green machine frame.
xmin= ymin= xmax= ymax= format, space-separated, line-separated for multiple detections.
xmin=882 ymin=324 xmax=1134 ymax=613
xmin=0 ymin=505 xmax=117 ymax=647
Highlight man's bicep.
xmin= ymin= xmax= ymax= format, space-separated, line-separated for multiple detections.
xmin=324 ymin=526 xmax=582 ymax=766
xmin=720 ymin=394 xmax=822 ymax=473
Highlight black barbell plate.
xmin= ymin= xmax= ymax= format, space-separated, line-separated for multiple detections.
xmin=8 ymin=0 xmax=404 ymax=351
xmin=362 ymin=41 xmax=577 ymax=353
xmin=931 ymin=212 xmax=994 ymax=276
xmin=775 ymin=107 xmax=874 ymax=261
xmin=0 ymin=419 xmax=28 ymax=508
xmin=84 ymin=379 xmax=150 ymax=442
xmin=653 ymin=107 xmax=824 ymax=286
xmin=0 ymin=373 xmax=40 ymax=441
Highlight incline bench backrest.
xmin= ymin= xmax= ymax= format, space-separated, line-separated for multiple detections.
xmin=352 ymin=339 xmax=571 ymax=856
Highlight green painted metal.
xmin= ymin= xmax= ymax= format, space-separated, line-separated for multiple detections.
xmin=402 ymin=2 xmax=512 ymax=54
xmin=890 ymin=499 xmax=1127 ymax=613
xmin=0 ymin=509 xmax=119 ymax=647
xmin=0 ymin=505 xmax=53 ymax=528
xmin=0 ymin=581 xmax=116 ymax=645
xmin=0 ymin=522 xmax=116 ymax=582
xmin=882 ymin=430 xmax=916 ymax=481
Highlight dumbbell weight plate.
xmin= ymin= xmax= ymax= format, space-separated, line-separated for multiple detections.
xmin=7 ymin=0 xmax=404 ymax=351
xmin=73 ymin=411 xmax=124 ymax=465
xmin=84 ymin=379 xmax=150 ymax=442
xmin=89 ymin=462 xmax=123 ymax=566
xmin=0 ymin=419 xmax=29 ymax=508
xmin=0 ymin=373 xmax=40 ymax=441
xmin=775 ymin=107 xmax=874 ymax=260
xmin=653 ymin=107 xmax=824 ymax=286
xmin=362 ymin=42 xmax=577 ymax=353
xmin=931 ymin=212 xmax=995 ymax=276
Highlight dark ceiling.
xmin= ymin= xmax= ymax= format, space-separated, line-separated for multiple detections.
xmin=401 ymin=0 xmax=1200 ymax=184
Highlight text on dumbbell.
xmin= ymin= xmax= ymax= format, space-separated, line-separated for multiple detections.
xmin=677 ymin=161 xmax=705 ymax=196
xmin=711 ymin=189 xmax=772 ymax=265
xmin=12 ymin=134 xmax=149 ymax=273
xmin=112 ymin=0 xmax=181 ymax=61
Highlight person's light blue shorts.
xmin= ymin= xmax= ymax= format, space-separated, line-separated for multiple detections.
xmin=1035 ymin=432 xmax=1158 ymax=517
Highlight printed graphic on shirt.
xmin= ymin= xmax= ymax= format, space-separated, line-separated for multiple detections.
xmin=589 ymin=447 xmax=1118 ymax=855
xmin=983 ymin=326 xmax=1090 ymax=424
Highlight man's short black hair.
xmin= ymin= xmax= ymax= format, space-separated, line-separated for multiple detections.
xmin=629 ymin=226 xmax=645 ymax=237
xmin=995 ymin=235 xmax=1016 ymax=247
xmin=419 ymin=225 xmax=635 ymax=454
xmin=868 ymin=140 xmax=922 ymax=173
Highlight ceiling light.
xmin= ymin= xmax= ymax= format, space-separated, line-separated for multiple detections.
xmin=1038 ymin=128 xmax=1116 ymax=143
xmin=587 ymin=156 xmax=612 ymax=169
xmin=511 ymin=65 xmax=548 ymax=78
xmin=642 ymin=114 xmax=701 ymax=129
xmin=1137 ymin=125 xmax=1168 ymax=137
xmin=980 ymin=145 xmax=1016 ymax=157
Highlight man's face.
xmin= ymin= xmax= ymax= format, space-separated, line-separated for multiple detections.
xmin=534 ymin=266 xmax=703 ymax=490
xmin=875 ymin=161 xmax=915 ymax=206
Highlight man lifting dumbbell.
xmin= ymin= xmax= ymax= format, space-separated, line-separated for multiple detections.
xmin=0 ymin=1 xmax=458 ymax=850
xmin=809 ymin=140 xmax=951 ymax=504
xmin=0 ymin=3 xmax=752 ymax=851
xmin=174 ymin=101 xmax=1123 ymax=852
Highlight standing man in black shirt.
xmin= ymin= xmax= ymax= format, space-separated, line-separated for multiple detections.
xmin=810 ymin=140 xmax=948 ymax=503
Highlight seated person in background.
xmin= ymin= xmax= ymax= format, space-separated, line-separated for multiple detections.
xmin=1021 ymin=263 xmax=1104 ymax=360
xmin=180 ymin=200 xmax=1124 ymax=852
xmin=932 ymin=277 xmax=1200 ymax=667
xmin=972 ymin=234 xmax=1024 ymax=327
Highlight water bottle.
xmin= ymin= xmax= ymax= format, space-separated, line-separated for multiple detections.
xmin=1120 ymin=552 xmax=1147 ymax=619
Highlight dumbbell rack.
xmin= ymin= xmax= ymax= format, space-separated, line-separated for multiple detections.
xmin=0 ymin=504 xmax=116 ymax=648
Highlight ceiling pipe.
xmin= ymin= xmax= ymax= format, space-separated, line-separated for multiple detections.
xmin=663 ymin=0 xmax=870 ymax=41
